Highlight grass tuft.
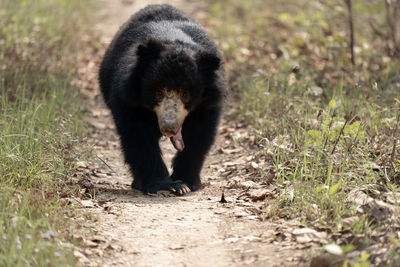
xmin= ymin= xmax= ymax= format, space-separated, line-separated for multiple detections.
xmin=208 ymin=0 xmax=400 ymax=264
xmin=0 ymin=0 xmax=92 ymax=265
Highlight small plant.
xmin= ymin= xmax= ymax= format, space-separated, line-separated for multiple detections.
xmin=0 ymin=0 xmax=92 ymax=265
xmin=208 ymin=0 xmax=400 ymax=265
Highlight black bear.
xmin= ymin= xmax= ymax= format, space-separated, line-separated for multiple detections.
xmin=99 ymin=5 xmax=227 ymax=195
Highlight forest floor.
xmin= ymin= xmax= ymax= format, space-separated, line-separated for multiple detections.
xmin=70 ymin=0 xmax=326 ymax=266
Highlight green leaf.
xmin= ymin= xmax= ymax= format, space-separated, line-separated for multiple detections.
xmin=341 ymin=244 xmax=355 ymax=253
xmin=307 ymin=129 xmax=321 ymax=138
xmin=278 ymin=13 xmax=291 ymax=23
xmin=329 ymin=99 xmax=336 ymax=109
xmin=329 ymin=182 xmax=341 ymax=196
xmin=315 ymin=185 xmax=326 ymax=193
xmin=361 ymin=253 xmax=370 ymax=261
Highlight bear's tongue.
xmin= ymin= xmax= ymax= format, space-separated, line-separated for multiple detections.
xmin=170 ymin=128 xmax=184 ymax=151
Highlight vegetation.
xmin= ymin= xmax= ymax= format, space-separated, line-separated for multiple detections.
xmin=208 ymin=0 xmax=400 ymax=265
xmin=0 ymin=0 xmax=91 ymax=265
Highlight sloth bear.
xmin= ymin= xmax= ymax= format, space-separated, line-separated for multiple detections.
xmin=99 ymin=5 xmax=227 ymax=195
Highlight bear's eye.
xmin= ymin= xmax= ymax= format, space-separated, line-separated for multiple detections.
xmin=155 ymin=90 xmax=164 ymax=101
xmin=181 ymin=90 xmax=190 ymax=103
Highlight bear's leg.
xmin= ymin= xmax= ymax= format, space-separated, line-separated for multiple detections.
xmin=171 ymin=107 xmax=221 ymax=191
xmin=117 ymin=117 xmax=190 ymax=195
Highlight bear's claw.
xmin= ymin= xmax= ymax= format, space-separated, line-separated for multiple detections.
xmin=140 ymin=180 xmax=191 ymax=196
xmin=168 ymin=181 xmax=191 ymax=196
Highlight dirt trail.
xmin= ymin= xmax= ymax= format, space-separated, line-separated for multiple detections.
xmin=73 ymin=1 xmax=319 ymax=266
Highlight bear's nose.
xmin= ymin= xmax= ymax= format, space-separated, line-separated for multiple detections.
xmin=165 ymin=119 xmax=175 ymax=125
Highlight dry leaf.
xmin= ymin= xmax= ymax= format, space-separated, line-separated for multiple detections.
xmin=292 ymin=228 xmax=327 ymax=243
xmin=324 ymin=244 xmax=342 ymax=255
xmin=80 ymin=200 xmax=95 ymax=208
xmin=248 ymin=188 xmax=274 ymax=202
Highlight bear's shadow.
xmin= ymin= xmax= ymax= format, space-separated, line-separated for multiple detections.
xmin=97 ymin=187 xmax=192 ymax=204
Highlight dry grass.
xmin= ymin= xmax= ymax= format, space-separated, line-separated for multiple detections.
xmin=207 ymin=0 xmax=400 ymax=265
xmin=0 ymin=0 xmax=92 ymax=265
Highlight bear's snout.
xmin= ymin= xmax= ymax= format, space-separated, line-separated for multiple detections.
xmin=154 ymin=90 xmax=188 ymax=136
xmin=154 ymin=89 xmax=188 ymax=151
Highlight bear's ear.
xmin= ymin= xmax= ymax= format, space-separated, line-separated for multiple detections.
xmin=196 ymin=52 xmax=221 ymax=73
xmin=137 ymin=39 xmax=164 ymax=59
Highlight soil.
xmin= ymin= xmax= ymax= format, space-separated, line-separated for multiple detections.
xmin=72 ymin=0 xmax=325 ymax=266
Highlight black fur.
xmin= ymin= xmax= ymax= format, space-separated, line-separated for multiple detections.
xmin=99 ymin=4 xmax=227 ymax=194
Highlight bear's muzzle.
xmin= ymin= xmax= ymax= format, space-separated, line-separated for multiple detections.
xmin=154 ymin=90 xmax=188 ymax=151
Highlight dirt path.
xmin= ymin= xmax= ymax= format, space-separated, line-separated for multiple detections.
xmin=73 ymin=1 xmax=323 ymax=266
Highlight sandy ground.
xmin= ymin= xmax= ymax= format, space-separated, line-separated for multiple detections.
xmin=72 ymin=1 xmax=323 ymax=266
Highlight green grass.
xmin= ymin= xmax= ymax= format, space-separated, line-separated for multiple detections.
xmin=208 ymin=0 xmax=400 ymax=264
xmin=0 ymin=0 xmax=92 ymax=265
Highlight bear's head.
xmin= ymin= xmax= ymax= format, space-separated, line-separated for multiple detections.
xmin=130 ymin=39 xmax=221 ymax=150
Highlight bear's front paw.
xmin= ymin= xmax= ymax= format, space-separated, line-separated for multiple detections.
xmin=143 ymin=181 xmax=191 ymax=196
xmin=171 ymin=177 xmax=201 ymax=192
xmin=169 ymin=181 xmax=191 ymax=196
